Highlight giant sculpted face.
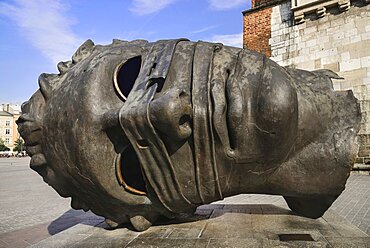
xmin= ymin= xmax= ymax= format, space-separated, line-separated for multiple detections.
xmin=18 ymin=39 xmax=361 ymax=231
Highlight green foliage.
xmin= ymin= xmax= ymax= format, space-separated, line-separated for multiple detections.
xmin=13 ymin=138 xmax=25 ymax=152
xmin=0 ymin=138 xmax=10 ymax=152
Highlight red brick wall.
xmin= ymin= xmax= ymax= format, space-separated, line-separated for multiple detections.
xmin=243 ymin=7 xmax=272 ymax=57
xmin=252 ymin=0 xmax=273 ymax=8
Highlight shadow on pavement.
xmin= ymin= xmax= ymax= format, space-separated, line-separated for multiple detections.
xmin=48 ymin=208 xmax=104 ymax=235
xmin=153 ymin=204 xmax=297 ymax=227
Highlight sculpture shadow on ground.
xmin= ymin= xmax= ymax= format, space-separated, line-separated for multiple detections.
xmin=46 ymin=204 xmax=328 ymax=234
xmin=47 ymin=208 xmax=105 ymax=235
xmin=121 ymin=204 xmax=300 ymax=232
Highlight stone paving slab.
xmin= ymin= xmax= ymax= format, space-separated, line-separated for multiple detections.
xmin=330 ymin=173 xmax=370 ymax=235
xmin=1 ymin=158 xmax=370 ymax=247
xmin=0 ymin=210 xmax=104 ymax=248
xmin=215 ymin=173 xmax=370 ymax=235
xmin=0 ymin=158 xmax=73 ymax=235
xmin=29 ymin=205 xmax=369 ymax=248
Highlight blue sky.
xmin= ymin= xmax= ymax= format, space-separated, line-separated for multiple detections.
xmin=0 ymin=0 xmax=251 ymax=104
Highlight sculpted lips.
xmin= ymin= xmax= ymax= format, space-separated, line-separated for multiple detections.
xmin=17 ymin=113 xmax=46 ymax=168
xmin=17 ymin=115 xmax=41 ymax=145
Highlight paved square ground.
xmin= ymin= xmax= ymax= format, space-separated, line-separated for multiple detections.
xmin=0 ymin=158 xmax=369 ymax=247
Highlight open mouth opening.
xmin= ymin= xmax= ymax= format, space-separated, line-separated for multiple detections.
xmin=116 ymin=145 xmax=147 ymax=195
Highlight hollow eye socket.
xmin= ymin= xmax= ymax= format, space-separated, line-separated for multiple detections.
xmin=113 ymin=56 xmax=142 ymax=101
xmin=116 ymin=145 xmax=147 ymax=195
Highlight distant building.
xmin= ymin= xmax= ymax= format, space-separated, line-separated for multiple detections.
xmin=0 ymin=104 xmax=22 ymax=151
xmin=243 ymin=0 xmax=370 ymax=158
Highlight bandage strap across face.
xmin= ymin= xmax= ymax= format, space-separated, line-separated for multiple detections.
xmin=119 ymin=40 xmax=223 ymax=214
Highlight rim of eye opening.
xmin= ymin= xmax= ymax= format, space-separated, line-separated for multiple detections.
xmin=113 ymin=61 xmax=126 ymax=101
xmin=113 ymin=56 xmax=142 ymax=101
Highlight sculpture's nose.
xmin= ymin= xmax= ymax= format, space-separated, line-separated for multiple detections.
xmin=149 ymin=88 xmax=192 ymax=147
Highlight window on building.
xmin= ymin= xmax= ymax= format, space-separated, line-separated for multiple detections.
xmin=5 ymin=129 xmax=10 ymax=135
xmin=5 ymin=121 xmax=10 ymax=126
xmin=5 ymin=138 xmax=10 ymax=144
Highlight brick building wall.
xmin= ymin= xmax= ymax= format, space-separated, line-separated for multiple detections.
xmin=243 ymin=7 xmax=272 ymax=56
xmin=243 ymin=0 xmax=370 ymax=157
xmin=243 ymin=0 xmax=286 ymax=56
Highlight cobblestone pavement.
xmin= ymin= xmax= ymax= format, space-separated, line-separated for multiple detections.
xmin=216 ymin=172 xmax=370 ymax=235
xmin=0 ymin=158 xmax=369 ymax=247
xmin=331 ymin=173 xmax=370 ymax=234
xmin=0 ymin=158 xmax=103 ymax=247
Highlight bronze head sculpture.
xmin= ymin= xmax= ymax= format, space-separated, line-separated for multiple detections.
xmin=18 ymin=39 xmax=361 ymax=231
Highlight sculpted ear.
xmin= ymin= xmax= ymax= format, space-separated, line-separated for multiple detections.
xmin=72 ymin=39 xmax=95 ymax=64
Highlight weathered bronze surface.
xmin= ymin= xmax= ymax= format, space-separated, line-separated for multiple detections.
xmin=18 ymin=39 xmax=361 ymax=231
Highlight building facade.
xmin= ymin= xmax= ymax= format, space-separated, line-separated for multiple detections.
xmin=0 ymin=104 xmax=21 ymax=151
xmin=243 ymin=0 xmax=370 ymax=158
xmin=0 ymin=111 xmax=14 ymax=150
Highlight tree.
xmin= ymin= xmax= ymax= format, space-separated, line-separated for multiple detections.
xmin=13 ymin=138 xmax=25 ymax=152
xmin=0 ymin=138 xmax=10 ymax=152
